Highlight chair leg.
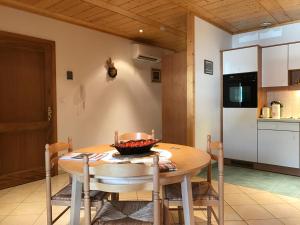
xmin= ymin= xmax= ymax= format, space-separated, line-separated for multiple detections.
xmin=46 ymin=205 xmax=52 ymax=225
xmin=178 ymin=206 xmax=184 ymax=225
xmin=207 ymin=206 xmax=212 ymax=225
xmin=163 ymin=200 xmax=170 ymax=225
xmin=219 ymin=201 xmax=224 ymax=225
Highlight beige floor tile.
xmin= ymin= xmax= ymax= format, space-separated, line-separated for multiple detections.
xmin=238 ymin=186 xmax=267 ymax=194
xmin=210 ymin=205 xmax=242 ymax=221
xmin=225 ymin=193 xmax=257 ymax=205
xmin=224 ymin=221 xmax=247 ymax=225
xmin=32 ymin=213 xmax=47 ymax=225
xmin=0 ymin=189 xmax=11 ymax=198
xmin=0 ymin=191 xmax=31 ymax=203
xmin=289 ymin=200 xmax=300 ymax=211
xmin=224 ymin=184 xmax=244 ymax=194
xmin=0 ymin=214 xmax=39 ymax=225
xmin=248 ymin=192 xmax=285 ymax=204
xmin=246 ymin=218 xmax=283 ymax=225
xmin=277 ymin=194 xmax=300 ymax=203
xmin=194 ymin=210 xmax=206 ymax=223
xmin=232 ymin=205 xmax=274 ymax=220
xmin=23 ymin=191 xmax=46 ymax=203
xmin=0 ymin=216 xmax=5 ymax=222
xmin=279 ymin=217 xmax=300 ymax=225
xmin=10 ymin=203 xmax=45 ymax=215
xmin=262 ymin=203 xmax=300 ymax=218
xmin=0 ymin=204 xmax=19 ymax=216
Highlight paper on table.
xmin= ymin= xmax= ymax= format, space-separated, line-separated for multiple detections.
xmin=59 ymin=153 xmax=107 ymax=162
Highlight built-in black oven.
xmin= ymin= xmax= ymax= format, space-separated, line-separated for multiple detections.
xmin=223 ymin=72 xmax=257 ymax=108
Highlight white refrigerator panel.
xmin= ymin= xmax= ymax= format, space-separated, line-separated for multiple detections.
xmin=223 ymin=108 xmax=257 ymax=162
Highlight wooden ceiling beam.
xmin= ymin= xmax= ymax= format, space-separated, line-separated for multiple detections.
xmin=81 ymin=0 xmax=186 ymax=38
xmin=257 ymin=0 xmax=292 ymax=23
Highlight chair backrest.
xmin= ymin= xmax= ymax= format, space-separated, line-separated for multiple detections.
xmin=45 ymin=137 xmax=73 ymax=193
xmin=206 ymin=134 xmax=224 ymax=186
xmin=45 ymin=137 xmax=73 ymax=173
xmin=114 ymin=130 xmax=155 ymax=144
xmin=83 ymin=155 xmax=160 ymax=225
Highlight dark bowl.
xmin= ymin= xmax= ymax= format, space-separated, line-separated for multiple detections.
xmin=112 ymin=139 xmax=160 ymax=155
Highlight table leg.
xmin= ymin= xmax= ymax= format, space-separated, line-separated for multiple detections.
xmin=181 ymin=175 xmax=195 ymax=225
xmin=70 ymin=175 xmax=82 ymax=225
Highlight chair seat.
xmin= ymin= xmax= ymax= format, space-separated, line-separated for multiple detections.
xmin=92 ymin=201 xmax=153 ymax=225
xmin=164 ymin=181 xmax=218 ymax=201
xmin=52 ymin=184 xmax=107 ymax=202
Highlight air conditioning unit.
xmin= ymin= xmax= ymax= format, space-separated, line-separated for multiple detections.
xmin=132 ymin=44 xmax=162 ymax=63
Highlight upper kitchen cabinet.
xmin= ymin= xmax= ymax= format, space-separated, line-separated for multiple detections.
xmin=289 ymin=43 xmax=300 ymax=70
xmin=223 ymin=46 xmax=258 ymax=75
xmin=262 ymin=45 xmax=288 ymax=87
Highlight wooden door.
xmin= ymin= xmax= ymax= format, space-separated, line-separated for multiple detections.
xmin=161 ymin=51 xmax=187 ymax=145
xmin=0 ymin=31 xmax=56 ymax=189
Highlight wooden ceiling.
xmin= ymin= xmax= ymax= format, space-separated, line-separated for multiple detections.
xmin=1 ymin=0 xmax=300 ymax=51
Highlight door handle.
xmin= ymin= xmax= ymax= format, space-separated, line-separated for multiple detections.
xmin=48 ymin=106 xmax=52 ymax=121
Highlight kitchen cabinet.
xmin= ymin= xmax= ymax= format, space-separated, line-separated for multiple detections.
xmin=262 ymin=45 xmax=288 ymax=87
xmin=223 ymin=108 xmax=257 ymax=162
xmin=258 ymin=121 xmax=300 ymax=168
xmin=289 ymin=43 xmax=300 ymax=70
xmin=223 ymin=47 xmax=258 ymax=75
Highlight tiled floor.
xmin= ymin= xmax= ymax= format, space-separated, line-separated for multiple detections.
xmin=0 ymin=174 xmax=300 ymax=225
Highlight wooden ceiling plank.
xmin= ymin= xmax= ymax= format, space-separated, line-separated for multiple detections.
xmin=62 ymin=2 xmax=93 ymax=17
xmin=275 ymin=0 xmax=300 ymax=20
xmin=17 ymin=0 xmax=41 ymax=4
xmin=106 ymin=0 xmax=131 ymax=7
xmin=140 ymin=3 xmax=178 ymax=17
xmin=170 ymin=0 xmax=237 ymax=33
xmin=129 ymin=0 xmax=167 ymax=14
xmin=81 ymin=0 xmax=185 ymax=37
xmin=47 ymin=0 xmax=82 ymax=13
xmin=33 ymin=0 xmax=62 ymax=9
xmin=118 ymin=0 xmax=150 ymax=10
xmin=258 ymin=0 xmax=291 ymax=23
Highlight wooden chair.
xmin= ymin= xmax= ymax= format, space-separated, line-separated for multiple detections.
xmin=83 ymin=154 xmax=161 ymax=225
xmin=114 ymin=129 xmax=155 ymax=144
xmin=162 ymin=134 xmax=224 ymax=225
xmin=45 ymin=138 xmax=108 ymax=225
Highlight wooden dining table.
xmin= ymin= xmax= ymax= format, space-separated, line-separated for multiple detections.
xmin=58 ymin=142 xmax=211 ymax=225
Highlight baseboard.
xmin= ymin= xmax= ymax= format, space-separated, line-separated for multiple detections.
xmin=225 ymin=158 xmax=300 ymax=177
xmin=0 ymin=167 xmax=45 ymax=190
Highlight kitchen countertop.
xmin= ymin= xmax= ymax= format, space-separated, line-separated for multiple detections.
xmin=258 ymin=118 xmax=300 ymax=123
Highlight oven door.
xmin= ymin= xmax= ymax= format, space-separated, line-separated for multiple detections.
xmin=223 ymin=73 xmax=257 ymax=108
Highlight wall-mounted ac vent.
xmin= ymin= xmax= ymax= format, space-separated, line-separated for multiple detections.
xmin=133 ymin=44 xmax=162 ymax=63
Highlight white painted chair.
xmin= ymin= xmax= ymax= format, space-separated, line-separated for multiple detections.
xmin=162 ymin=134 xmax=224 ymax=225
xmin=82 ymin=154 xmax=161 ymax=225
xmin=45 ymin=138 xmax=108 ymax=225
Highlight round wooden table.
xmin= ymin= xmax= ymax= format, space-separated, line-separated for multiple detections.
xmin=58 ymin=143 xmax=211 ymax=225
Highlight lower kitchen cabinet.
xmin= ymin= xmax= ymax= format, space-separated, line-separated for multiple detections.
xmin=258 ymin=122 xmax=300 ymax=168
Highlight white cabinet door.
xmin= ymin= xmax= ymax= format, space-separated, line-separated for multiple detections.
xmin=223 ymin=47 xmax=258 ymax=75
xmin=289 ymin=43 xmax=300 ymax=70
xmin=258 ymin=130 xmax=299 ymax=168
xmin=262 ymin=45 xmax=288 ymax=87
xmin=223 ymin=108 xmax=257 ymax=162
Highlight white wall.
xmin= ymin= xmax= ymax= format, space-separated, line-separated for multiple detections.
xmin=195 ymin=17 xmax=232 ymax=149
xmin=232 ymin=23 xmax=300 ymax=48
xmin=0 ymin=6 xmax=162 ymax=148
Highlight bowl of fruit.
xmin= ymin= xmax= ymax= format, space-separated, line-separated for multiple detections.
xmin=112 ymin=139 xmax=160 ymax=155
